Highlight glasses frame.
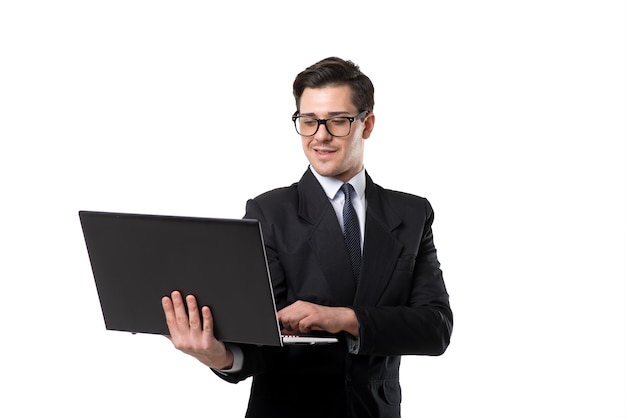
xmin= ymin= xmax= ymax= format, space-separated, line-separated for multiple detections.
xmin=291 ymin=110 xmax=369 ymax=137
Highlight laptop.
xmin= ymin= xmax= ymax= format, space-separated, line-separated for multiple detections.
xmin=79 ymin=210 xmax=338 ymax=346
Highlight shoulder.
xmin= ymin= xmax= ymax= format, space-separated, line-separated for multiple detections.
xmin=378 ymin=185 xmax=429 ymax=204
xmin=244 ymin=182 xmax=301 ymax=223
xmin=368 ymin=178 xmax=433 ymax=214
xmin=252 ymin=182 xmax=299 ymax=205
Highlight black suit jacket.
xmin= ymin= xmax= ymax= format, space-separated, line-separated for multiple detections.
xmin=219 ymin=169 xmax=452 ymax=418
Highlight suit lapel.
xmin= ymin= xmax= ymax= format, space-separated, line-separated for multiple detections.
xmin=297 ymin=169 xmax=356 ymax=304
xmin=296 ymin=169 xmax=404 ymax=306
xmin=354 ymin=173 xmax=404 ymax=305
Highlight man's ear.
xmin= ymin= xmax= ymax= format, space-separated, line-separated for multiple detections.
xmin=362 ymin=112 xmax=375 ymax=139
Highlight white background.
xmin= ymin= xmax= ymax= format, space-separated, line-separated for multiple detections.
xmin=1 ymin=1 xmax=624 ymax=417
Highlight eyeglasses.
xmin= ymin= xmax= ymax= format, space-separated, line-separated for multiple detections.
xmin=292 ymin=110 xmax=368 ymax=137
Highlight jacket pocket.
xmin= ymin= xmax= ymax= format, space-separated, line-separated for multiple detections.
xmin=394 ymin=256 xmax=416 ymax=273
xmin=372 ymin=380 xmax=402 ymax=406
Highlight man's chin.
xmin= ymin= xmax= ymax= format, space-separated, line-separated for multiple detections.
xmin=309 ymin=163 xmax=337 ymax=178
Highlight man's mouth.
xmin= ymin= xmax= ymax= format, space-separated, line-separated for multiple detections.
xmin=314 ymin=148 xmax=336 ymax=155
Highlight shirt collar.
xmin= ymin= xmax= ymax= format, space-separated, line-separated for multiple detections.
xmin=309 ymin=166 xmax=366 ymax=200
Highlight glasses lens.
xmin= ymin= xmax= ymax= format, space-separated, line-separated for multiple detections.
xmin=295 ymin=116 xmax=353 ymax=137
xmin=296 ymin=117 xmax=319 ymax=136
xmin=326 ymin=117 xmax=351 ymax=137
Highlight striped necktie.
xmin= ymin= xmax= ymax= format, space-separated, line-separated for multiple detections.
xmin=341 ymin=183 xmax=361 ymax=282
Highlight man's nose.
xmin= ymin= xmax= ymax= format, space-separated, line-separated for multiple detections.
xmin=314 ymin=122 xmax=332 ymax=140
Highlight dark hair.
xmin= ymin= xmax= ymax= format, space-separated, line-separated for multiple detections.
xmin=292 ymin=57 xmax=375 ymax=113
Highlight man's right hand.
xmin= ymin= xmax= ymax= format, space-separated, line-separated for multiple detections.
xmin=162 ymin=290 xmax=234 ymax=370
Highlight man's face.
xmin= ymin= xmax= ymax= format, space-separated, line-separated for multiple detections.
xmin=298 ymin=85 xmax=374 ymax=183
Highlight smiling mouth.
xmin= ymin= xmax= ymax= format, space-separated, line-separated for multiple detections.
xmin=314 ymin=148 xmax=336 ymax=155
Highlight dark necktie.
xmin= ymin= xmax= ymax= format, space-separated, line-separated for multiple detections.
xmin=341 ymin=183 xmax=361 ymax=282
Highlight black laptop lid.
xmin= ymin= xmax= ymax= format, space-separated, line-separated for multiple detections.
xmin=79 ymin=210 xmax=282 ymax=346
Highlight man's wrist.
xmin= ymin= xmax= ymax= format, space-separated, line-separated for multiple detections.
xmin=214 ymin=344 xmax=242 ymax=373
xmin=341 ymin=307 xmax=359 ymax=337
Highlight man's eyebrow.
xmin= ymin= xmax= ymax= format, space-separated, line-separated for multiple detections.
xmin=299 ymin=111 xmax=352 ymax=118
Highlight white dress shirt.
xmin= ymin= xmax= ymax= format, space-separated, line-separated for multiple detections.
xmin=309 ymin=166 xmax=366 ymax=250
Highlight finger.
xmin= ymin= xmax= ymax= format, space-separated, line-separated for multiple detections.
xmin=201 ymin=306 xmax=214 ymax=336
xmin=296 ymin=307 xmax=326 ymax=333
xmin=276 ymin=313 xmax=291 ymax=330
xmin=280 ymin=317 xmax=299 ymax=334
xmin=162 ymin=295 xmax=173 ymax=316
xmin=297 ymin=317 xmax=310 ymax=333
xmin=276 ymin=307 xmax=294 ymax=324
xmin=161 ymin=296 xmax=178 ymax=335
xmin=171 ymin=291 xmax=189 ymax=328
xmin=186 ymin=295 xmax=202 ymax=331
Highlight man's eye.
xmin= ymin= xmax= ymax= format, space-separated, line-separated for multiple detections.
xmin=330 ymin=118 xmax=349 ymax=126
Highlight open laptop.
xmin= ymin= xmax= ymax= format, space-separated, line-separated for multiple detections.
xmin=79 ymin=210 xmax=338 ymax=346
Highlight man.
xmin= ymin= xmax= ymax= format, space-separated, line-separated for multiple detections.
xmin=162 ymin=57 xmax=453 ymax=418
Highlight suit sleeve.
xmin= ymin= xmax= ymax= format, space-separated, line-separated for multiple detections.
xmin=351 ymin=199 xmax=453 ymax=357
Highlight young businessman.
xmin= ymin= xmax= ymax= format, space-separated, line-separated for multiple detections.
xmin=162 ymin=56 xmax=453 ymax=418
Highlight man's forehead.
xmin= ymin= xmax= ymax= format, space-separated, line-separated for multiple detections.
xmin=299 ymin=85 xmax=356 ymax=113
